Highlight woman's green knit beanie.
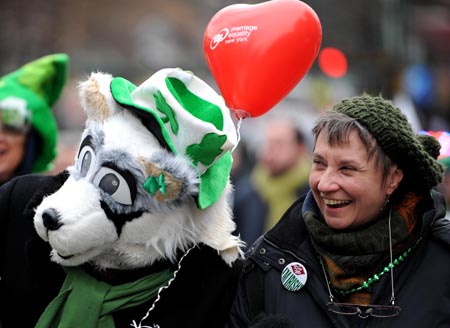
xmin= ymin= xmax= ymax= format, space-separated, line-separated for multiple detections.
xmin=332 ymin=94 xmax=444 ymax=190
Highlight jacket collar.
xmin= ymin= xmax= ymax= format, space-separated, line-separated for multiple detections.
xmin=264 ymin=195 xmax=309 ymax=256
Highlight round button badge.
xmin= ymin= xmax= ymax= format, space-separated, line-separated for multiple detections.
xmin=281 ymin=262 xmax=308 ymax=292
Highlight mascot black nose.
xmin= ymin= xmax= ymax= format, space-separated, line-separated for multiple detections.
xmin=42 ymin=208 xmax=63 ymax=231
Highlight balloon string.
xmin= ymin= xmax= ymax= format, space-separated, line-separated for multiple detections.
xmin=232 ymin=116 xmax=243 ymax=152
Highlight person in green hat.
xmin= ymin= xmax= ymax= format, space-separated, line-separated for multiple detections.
xmin=0 ymin=53 xmax=69 ymax=186
xmin=0 ymin=67 xmax=243 ymax=328
xmin=228 ymin=94 xmax=450 ymax=327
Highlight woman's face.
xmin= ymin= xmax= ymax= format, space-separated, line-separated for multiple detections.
xmin=0 ymin=126 xmax=27 ymax=183
xmin=309 ymin=129 xmax=402 ymax=230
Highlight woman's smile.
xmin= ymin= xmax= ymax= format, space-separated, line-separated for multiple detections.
xmin=310 ymin=129 xmax=392 ymax=229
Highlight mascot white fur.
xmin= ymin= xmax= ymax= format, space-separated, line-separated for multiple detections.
xmin=32 ymin=68 xmax=244 ymax=327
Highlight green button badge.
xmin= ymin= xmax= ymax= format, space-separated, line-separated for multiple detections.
xmin=281 ymin=262 xmax=308 ymax=292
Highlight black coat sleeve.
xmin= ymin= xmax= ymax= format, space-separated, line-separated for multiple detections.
xmin=0 ymin=174 xmax=66 ymax=328
xmin=227 ymin=251 xmax=266 ymax=328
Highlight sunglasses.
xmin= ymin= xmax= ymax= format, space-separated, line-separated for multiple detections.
xmin=321 ymin=208 xmax=401 ymax=319
xmin=0 ymin=105 xmax=31 ymax=134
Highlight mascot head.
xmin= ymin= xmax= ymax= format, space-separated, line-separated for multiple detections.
xmin=33 ymin=68 xmax=243 ymax=270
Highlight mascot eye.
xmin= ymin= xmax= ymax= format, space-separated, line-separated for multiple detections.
xmin=93 ymin=166 xmax=133 ymax=205
xmin=78 ymin=145 xmax=97 ymax=177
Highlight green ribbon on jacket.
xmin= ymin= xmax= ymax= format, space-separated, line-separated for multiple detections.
xmin=35 ymin=266 xmax=173 ymax=328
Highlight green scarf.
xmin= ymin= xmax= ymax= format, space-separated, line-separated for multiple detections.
xmin=302 ymin=191 xmax=422 ymax=303
xmin=35 ymin=266 xmax=173 ymax=328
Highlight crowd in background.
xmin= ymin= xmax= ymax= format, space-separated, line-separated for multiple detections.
xmin=1 ymin=1 xmax=449 ymax=326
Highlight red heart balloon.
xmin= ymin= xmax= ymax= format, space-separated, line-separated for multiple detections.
xmin=203 ymin=0 xmax=322 ymax=118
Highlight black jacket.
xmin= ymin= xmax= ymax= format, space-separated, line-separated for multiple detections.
xmin=228 ymin=192 xmax=450 ymax=328
xmin=233 ymin=174 xmax=310 ymax=247
xmin=0 ymin=174 xmax=241 ymax=328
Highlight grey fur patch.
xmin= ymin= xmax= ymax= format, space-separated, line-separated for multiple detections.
xmin=70 ymin=124 xmax=200 ymax=217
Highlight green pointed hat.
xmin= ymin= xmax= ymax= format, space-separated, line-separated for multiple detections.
xmin=111 ymin=68 xmax=238 ymax=209
xmin=0 ymin=53 xmax=69 ymax=172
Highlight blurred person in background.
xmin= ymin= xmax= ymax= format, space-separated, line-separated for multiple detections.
xmin=0 ymin=53 xmax=69 ymax=186
xmin=436 ymin=157 xmax=450 ymax=218
xmin=230 ymin=139 xmax=254 ymax=186
xmin=0 ymin=53 xmax=68 ymax=328
xmin=233 ymin=119 xmax=311 ymax=246
xmin=228 ymin=94 xmax=450 ymax=327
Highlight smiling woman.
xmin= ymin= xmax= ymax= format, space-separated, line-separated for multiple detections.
xmin=228 ymin=94 xmax=450 ymax=328
xmin=309 ymin=115 xmax=403 ymax=230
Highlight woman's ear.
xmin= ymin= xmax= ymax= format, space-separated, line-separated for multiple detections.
xmin=387 ymin=166 xmax=404 ymax=195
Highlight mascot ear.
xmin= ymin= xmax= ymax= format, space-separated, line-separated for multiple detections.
xmin=78 ymin=72 xmax=121 ymax=122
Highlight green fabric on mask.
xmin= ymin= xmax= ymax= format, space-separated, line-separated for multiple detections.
xmin=166 ymin=77 xmax=224 ymax=131
xmin=144 ymin=174 xmax=167 ymax=196
xmin=35 ymin=266 xmax=173 ymax=328
xmin=109 ymin=71 xmax=235 ymax=210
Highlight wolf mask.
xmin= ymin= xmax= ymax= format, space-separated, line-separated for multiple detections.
xmin=33 ymin=68 xmax=243 ymax=270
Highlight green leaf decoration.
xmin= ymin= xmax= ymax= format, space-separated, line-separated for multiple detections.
xmin=186 ymin=133 xmax=227 ymax=166
xmin=143 ymin=174 xmax=167 ymax=196
xmin=153 ymin=90 xmax=178 ymax=135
